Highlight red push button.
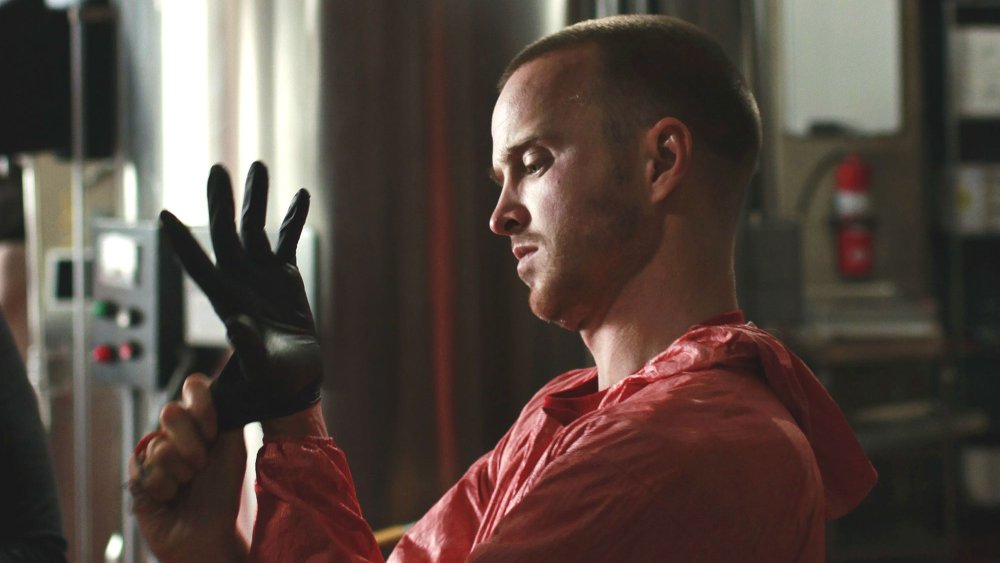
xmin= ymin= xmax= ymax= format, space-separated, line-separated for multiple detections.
xmin=118 ymin=342 xmax=141 ymax=360
xmin=92 ymin=344 xmax=116 ymax=363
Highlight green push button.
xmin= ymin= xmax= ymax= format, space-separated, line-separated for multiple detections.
xmin=92 ymin=300 xmax=117 ymax=319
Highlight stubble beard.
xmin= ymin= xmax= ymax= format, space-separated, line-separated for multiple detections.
xmin=525 ymin=257 xmax=590 ymax=330
xmin=524 ymin=178 xmax=652 ymax=332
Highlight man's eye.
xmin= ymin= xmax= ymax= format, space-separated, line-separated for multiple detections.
xmin=524 ymin=157 xmax=548 ymax=175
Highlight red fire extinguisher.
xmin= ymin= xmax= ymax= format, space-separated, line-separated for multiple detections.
xmin=834 ymin=153 xmax=874 ymax=279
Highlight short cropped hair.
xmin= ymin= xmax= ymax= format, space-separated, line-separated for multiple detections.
xmin=498 ymin=15 xmax=761 ymax=167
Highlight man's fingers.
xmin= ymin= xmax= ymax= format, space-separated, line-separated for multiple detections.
xmin=136 ymin=462 xmax=180 ymax=504
xmin=159 ymin=402 xmax=209 ymax=470
xmin=182 ymin=373 xmax=218 ymax=441
xmin=275 ymin=188 xmax=310 ymax=265
xmin=129 ymin=434 xmax=182 ymax=505
xmin=147 ymin=441 xmax=197 ymax=484
xmin=160 ymin=210 xmax=235 ymax=318
xmin=240 ymin=161 xmax=274 ymax=264
xmin=207 ymin=165 xmax=244 ymax=272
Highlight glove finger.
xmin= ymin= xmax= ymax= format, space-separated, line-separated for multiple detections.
xmin=160 ymin=210 xmax=236 ymax=318
xmin=224 ymin=315 xmax=268 ymax=377
xmin=240 ymin=161 xmax=275 ymax=265
xmin=207 ymin=165 xmax=244 ymax=272
xmin=275 ymin=188 xmax=310 ymax=266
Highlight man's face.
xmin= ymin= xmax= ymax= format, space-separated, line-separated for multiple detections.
xmin=490 ymin=46 xmax=659 ymax=330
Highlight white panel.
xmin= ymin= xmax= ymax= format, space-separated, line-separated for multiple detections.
xmin=779 ymin=0 xmax=902 ymax=136
xmin=955 ymin=28 xmax=1000 ymax=117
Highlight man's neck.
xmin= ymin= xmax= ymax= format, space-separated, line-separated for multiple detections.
xmin=581 ymin=229 xmax=738 ymax=391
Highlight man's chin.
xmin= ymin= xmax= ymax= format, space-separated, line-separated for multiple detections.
xmin=528 ymin=291 xmax=583 ymax=331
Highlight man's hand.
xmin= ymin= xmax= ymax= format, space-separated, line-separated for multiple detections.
xmin=129 ymin=374 xmax=248 ymax=562
xmin=160 ymin=162 xmax=322 ymax=430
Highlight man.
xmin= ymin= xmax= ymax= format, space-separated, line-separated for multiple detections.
xmin=130 ymin=15 xmax=876 ymax=562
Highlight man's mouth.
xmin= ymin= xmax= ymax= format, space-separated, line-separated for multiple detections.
xmin=512 ymin=244 xmax=537 ymax=261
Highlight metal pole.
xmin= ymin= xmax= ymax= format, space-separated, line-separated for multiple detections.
xmin=119 ymin=387 xmax=134 ymax=563
xmin=19 ymin=157 xmax=47 ymax=418
xmin=69 ymin=6 xmax=91 ymax=562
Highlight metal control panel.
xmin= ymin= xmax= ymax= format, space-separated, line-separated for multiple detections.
xmin=90 ymin=219 xmax=183 ymax=390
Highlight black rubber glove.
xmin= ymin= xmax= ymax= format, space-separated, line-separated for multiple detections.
xmin=160 ymin=161 xmax=322 ymax=431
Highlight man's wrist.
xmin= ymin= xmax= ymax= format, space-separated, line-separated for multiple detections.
xmin=157 ymin=528 xmax=248 ymax=563
xmin=261 ymin=402 xmax=328 ymax=438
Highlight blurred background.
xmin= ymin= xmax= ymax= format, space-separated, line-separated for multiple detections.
xmin=1 ymin=0 xmax=999 ymax=561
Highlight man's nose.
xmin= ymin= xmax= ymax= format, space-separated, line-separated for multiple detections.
xmin=489 ymin=188 xmax=528 ymax=236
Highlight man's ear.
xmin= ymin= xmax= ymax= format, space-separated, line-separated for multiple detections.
xmin=644 ymin=117 xmax=692 ymax=203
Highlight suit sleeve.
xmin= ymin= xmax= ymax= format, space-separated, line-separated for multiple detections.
xmin=249 ymin=437 xmax=383 ymax=563
xmin=248 ymin=435 xmax=498 ymax=563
